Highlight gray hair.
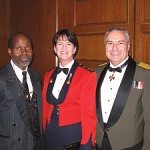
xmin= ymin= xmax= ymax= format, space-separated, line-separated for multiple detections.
xmin=104 ymin=27 xmax=130 ymax=44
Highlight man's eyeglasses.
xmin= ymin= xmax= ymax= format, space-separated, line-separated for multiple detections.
xmin=105 ymin=41 xmax=129 ymax=48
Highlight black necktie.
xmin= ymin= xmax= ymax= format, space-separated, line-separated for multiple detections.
xmin=22 ymin=71 xmax=29 ymax=93
xmin=108 ymin=58 xmax=129 ymax=73
xmin=56 ymin=67 xmax=69 ymax=75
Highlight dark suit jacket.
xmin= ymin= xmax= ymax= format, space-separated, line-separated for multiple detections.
xmin=95 ymin=57 xmax=150 ymax=149
xmin=0 ymin=63 xmax=43 ymax=150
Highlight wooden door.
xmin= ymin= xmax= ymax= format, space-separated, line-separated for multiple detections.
xmin=135 ymin=0 xmax=150 ymax=64
xmin=57 ymin=0 xmax=135 ymax=69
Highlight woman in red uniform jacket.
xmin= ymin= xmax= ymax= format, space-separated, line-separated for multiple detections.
xmin=42 ymin=29 xmax=96 ymax=150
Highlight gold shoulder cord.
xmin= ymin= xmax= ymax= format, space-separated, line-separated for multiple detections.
xmin=138 ymin=62 xmax=150 ymax=70
xmin=98 ymin=63 xmax=107 ymax=67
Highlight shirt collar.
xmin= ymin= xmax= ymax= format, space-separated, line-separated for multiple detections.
xmin=59 ymin=60 xmax=74 ymax=72
xmin=110 ymin=57 xmax=129 ymax=68
xmin=10 ymin=60 xmax=28 ymax=82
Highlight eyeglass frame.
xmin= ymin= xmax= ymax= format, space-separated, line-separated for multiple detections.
xmin=105 ymin=40 xmax=130 ymax=49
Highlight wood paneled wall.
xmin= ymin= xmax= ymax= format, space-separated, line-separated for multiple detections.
xmin=57 ymin=0 xmax=135 ymax=68
xmin=0 ymin=0 xmax=10 ymax=66
xmin=9 ymin=0 xmax=56 ymax=78
xmin=0 ymin=0 xmax=150 ymax=80
xmin=0 ymin=0 xmax=57 ymax=79
xmin=135 ymin=0 xmax=150 ymax=64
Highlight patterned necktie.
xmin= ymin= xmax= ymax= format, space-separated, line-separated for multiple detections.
xmin=22 ymin=71 xmax=29 ymax=93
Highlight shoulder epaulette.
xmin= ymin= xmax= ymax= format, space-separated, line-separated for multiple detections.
xmin=98 ymin=63 xmax=107 ymax=67
xmin=138 ymin=62 xmax=150 ymax=70
xmin=79 ymin=64 xmax=94 ymax=72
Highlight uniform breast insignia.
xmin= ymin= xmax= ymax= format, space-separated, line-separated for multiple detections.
xmin=132 ymin=81 xmax=144 ymax=89
xmin=79 ymin=64 xmax=94 ymax=72
xmin=109 ymin=72 xmax=115 ymax=81
xmin=66 ymin=73 xmax=72 ymax=85
xmin=138 ymin=62 xmax=150 ymax=70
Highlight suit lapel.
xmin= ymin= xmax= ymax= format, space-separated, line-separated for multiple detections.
xmin=106 ymin=57 xmax=136 ymax=128
xmin=28 ymin=69 xmax=42 ymax=132
xmin=46 ymin=69 xmax=59 ymax=104
xmin=6 ymin=63 xmax=33 ymax=134
xmin=96 ymin=64 xmax=110 ymax=129
xmin=58 ymin=61 xmax=78 ymax=104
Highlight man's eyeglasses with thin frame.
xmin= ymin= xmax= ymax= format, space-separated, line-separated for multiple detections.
xmin=105 ymin=40 xmax=129 ymax=49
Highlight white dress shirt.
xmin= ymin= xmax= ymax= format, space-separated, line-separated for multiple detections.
xmin=101 ymin=57 xmax=128 ymax=123
xmin=11 ymin=60 xmax=33 ymax=96
xmin=52 ymin=60 xmax=74 ymax=99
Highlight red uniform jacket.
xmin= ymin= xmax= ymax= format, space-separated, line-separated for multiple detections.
xmin=42 ymin=63 xmax=96 ymax=145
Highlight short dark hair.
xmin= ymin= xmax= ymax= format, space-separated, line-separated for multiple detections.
xmin=52 ymin=29 xmax=79 ymax=57
xmin=8 ymin=32 xmax=33 ymax=49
